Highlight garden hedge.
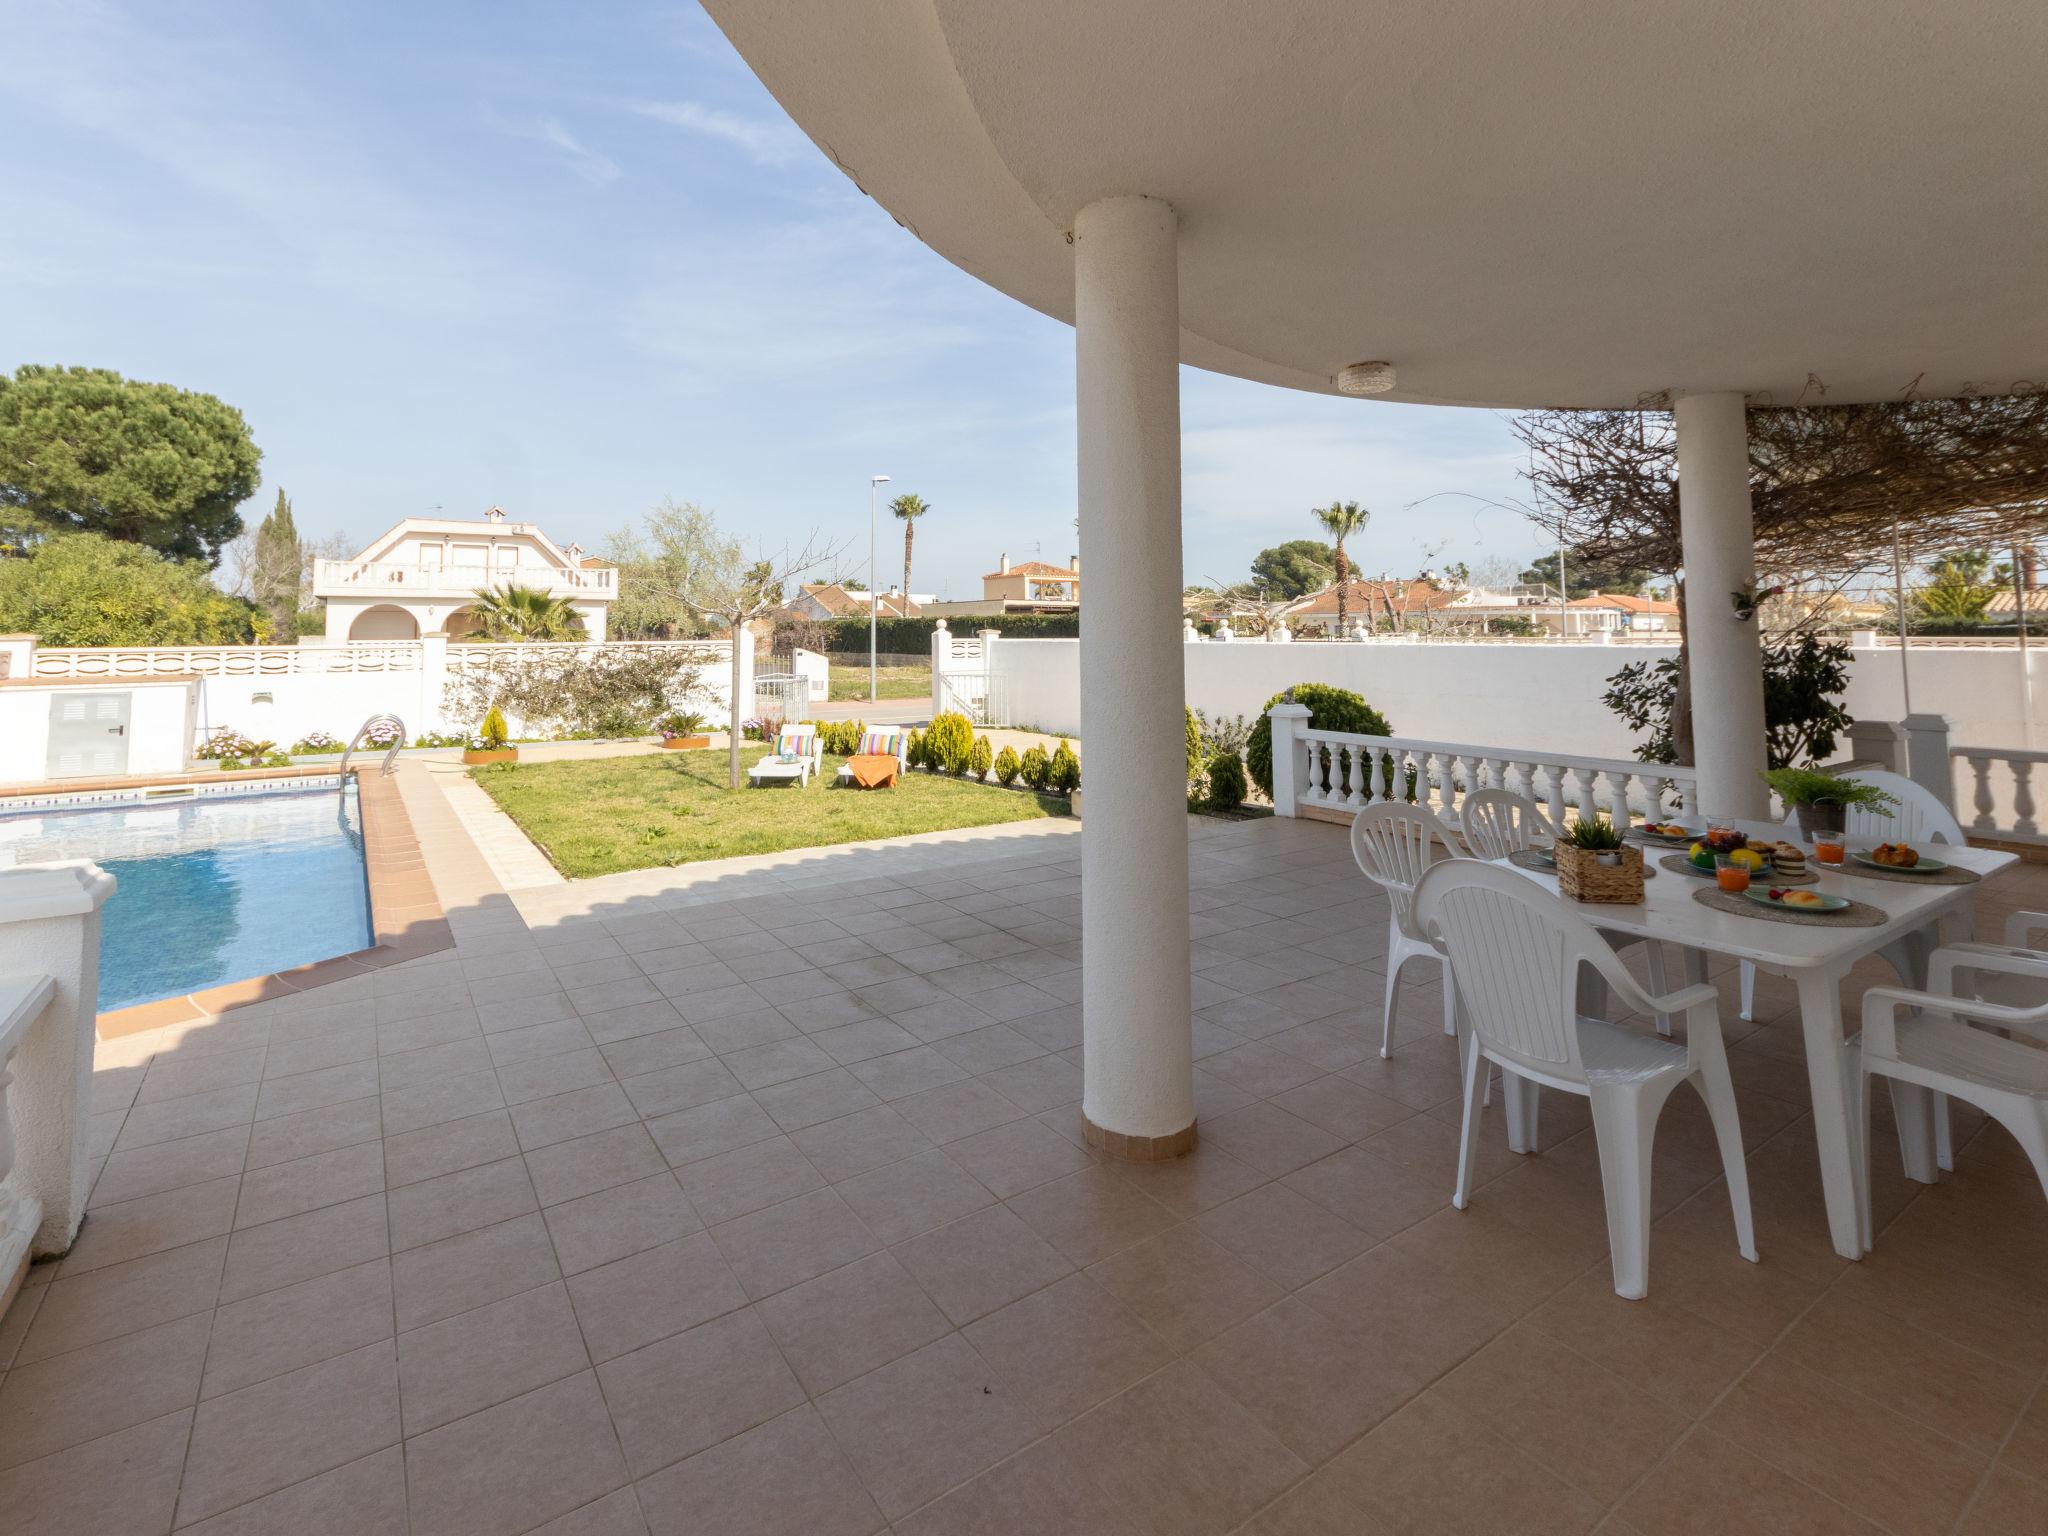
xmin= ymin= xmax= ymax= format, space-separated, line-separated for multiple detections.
xmin=815 ymin=613 xmax=1079 ymax=653
xmin=1245 ymin=683 xmax=1393 ymax=797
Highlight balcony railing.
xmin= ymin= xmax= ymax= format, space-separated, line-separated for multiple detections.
xmin=1265 ymin=704 xmax=1700 ymax=826
xmin=1953 ymin=745 xmax=2048 ymax=845
xmin=311 ymin=560 xmax=615 ymax=596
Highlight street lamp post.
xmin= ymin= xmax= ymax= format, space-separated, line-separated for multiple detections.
xmin=869 ymin=474 xmax=891 ymax=702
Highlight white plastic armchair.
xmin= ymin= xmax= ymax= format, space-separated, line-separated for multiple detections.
xmin=1741 ymin=769 xmax=1973 ymax=1023
xmin=1414 ymin=859 xmax=1758 ymax=1299
xmin=1459 ymin=788 xmax=1555 ymax=860
xmin=1461 ymin=788 xmax=1676 ymax=1037
xmin=1350 ymin=802 xmax=1464 ymax=1060
xmin=1858 ymin=946 xmax=2048 ymax=1223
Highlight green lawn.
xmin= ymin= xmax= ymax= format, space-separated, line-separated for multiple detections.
xmin=827 ymin=661 xmax=931 ymax=701
xmin=472 ymin=746 xmax=1066 ymax=878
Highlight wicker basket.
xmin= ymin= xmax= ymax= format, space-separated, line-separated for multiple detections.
xmin=1554 ymin=842 xmax=1645 ymax=904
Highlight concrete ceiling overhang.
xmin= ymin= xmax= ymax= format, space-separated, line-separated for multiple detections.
xmin=703 ymin=0 xmax=2048 ymax=409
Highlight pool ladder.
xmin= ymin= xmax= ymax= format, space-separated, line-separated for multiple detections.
xmin=338 ymin=715 xmax=408 ymax=780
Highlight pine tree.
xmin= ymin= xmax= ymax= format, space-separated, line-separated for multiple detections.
xmin=252 ymin=489 xmax=302 ymax=642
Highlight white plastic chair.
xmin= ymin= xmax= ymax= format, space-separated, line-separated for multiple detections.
xmin=1460 ymin=789 xmax=1677 ymax=1037
xmin=1459 ymin=788 xmax=1554 ymax=860
xmin=1350 ymin=802 xmax=1463 ymax=1060
xmin=1857 ymin=944 xmax=2048 ymax=1224
xmin=1414 ymin=859 xmax=1758 ymax=1299
xmin=1740 ymin=768 xmax=1971 ymax=1022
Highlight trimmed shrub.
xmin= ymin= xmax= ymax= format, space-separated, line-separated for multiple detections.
xmin=804 ymin=719 xmax=866 ymax=756
xmin=993 ymin=745 xmax=1021 ymax=786
xmin=478 ymin=707 xmax=510 ymax=751
xmin=1020 ymin=744 xmax=1051 ymax=791
xmin=1205 ymin=750 xmax=1248 ymax=812
xmin=1246 ymin=684 xmax=1393 ymax=797
xmin=969 ymin=735 xmax=994 ymax=781
xmin=904 ymin=729 xmax=926 ymax=769
xmin=924 ymin=711 xmax=975 ymax=775
xmin=1048 ymin=739 xmax=1080 ymax=795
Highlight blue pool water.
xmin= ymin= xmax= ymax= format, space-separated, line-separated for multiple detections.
xmin=0 ymin=784 xmax=373 ymax=1011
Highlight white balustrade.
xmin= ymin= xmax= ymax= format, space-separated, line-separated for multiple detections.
xmin=312 ymin=559 xmax=615 ymax=595
xmin=1276 ymin=712 xmax=1697 ymax=827
xmin=1954 ymin=745 xmax=2048 ymax=844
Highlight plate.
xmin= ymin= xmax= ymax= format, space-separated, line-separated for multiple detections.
xmin=1849 ymin=849 xmax=1948 ymax=874
xmin=1744 ymin=887 xmax=1850 ymax=913
xmin=1632 ymin=824 xmax=1703 ymax=845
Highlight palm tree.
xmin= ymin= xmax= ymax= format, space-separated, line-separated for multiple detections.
xmin=890 ymin=493 xmax=930 ymax=604
xmin=1312 ymin=500 xmax=1370 ymax=632
xmin=471 ymin=583 xmax=585 ymax=641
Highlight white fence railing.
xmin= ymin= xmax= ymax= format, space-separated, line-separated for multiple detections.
xmin=32 ymin=638 xmax=725 ymax=681
xmin=1268 ymin=703 xmax=1699 ymax=826
xmin=312 ymin=559 xmax=615 ymax=595
xmin=34 ymin=643 xmax=425 ymax=677
xmin=1953 ymin=746 xmax=2048 ymax=845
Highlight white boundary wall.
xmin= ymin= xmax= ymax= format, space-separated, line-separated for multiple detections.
xmin=984 ymin=634 xmax=2048 ymax=763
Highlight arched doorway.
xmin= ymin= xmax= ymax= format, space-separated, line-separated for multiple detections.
xmin=442 ymin=607 xmax=486 ymax=640
xmin=349 ymin=605 xmax=420 ymax=641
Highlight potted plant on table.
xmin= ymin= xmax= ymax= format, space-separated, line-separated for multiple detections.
xmin=1554 ymin=815 xmax=1645 ymax=903
xmin=658 ymin=711 xmax=711 ymax=750
xmin=1761 ymin=767 xmax=1895 ymax=839
xmin=463 ymin=706 xmax=517 ymax=766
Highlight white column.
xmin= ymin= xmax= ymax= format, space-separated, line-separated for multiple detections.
xmin=0 ymin=864 xmax=115 ymax=1263
xmin=418 ymin=632 xmax=449 ymax=737
xmin=1674 ymin=391 xmax=1769 ymax=820
xmin=1074 ymin=194 xmax=1195 ymax=1157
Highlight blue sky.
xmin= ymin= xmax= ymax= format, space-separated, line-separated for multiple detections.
xmin=2 ymin=0 xmax=1547 ymax=597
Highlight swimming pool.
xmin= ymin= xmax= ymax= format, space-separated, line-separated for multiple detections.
xmin=0 ymin=782 xmax=374 ymax=1012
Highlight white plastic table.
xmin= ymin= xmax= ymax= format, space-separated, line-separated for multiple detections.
xmin=1502 ymin=836 xmax=2015 ymax=1259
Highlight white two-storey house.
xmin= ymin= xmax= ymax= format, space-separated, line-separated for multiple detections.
xmin=312 ymin=507 xmax=615 ymax=642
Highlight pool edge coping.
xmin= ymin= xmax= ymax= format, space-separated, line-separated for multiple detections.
xmin=95 ymin=768 xmax=451 ymax=1038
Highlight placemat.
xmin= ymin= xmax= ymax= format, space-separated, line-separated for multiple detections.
xmin=1690 ymin=886 xmax=1888 ymax=927
xmin=1513 ymin=848 xmax=1656 ymax=878
xmin=1833 ymin=857 xmax=1979 ymax=887
xmin=1659 ymin=854 xmax=1815 ymax=885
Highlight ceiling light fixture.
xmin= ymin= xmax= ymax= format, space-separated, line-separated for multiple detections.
xmin=1337 ymin=361 xmax=1396 ymax=396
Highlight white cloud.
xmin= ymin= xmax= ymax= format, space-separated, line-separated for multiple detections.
xmin=622 ymin=98 xmax=807 ymax=167
xmin=481 ymin=109 xmax=621 ymax=185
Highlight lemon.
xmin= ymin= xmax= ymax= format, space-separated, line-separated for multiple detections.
xmin=1729 ymin=847 xmax=1766 ymax=870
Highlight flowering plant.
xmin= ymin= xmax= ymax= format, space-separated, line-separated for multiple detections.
xmin=291 ymin=731 xmax=343 ymax=754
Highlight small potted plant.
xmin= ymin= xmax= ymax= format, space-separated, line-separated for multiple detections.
xmin=658 ymin=711 xmax=711 ymax=750
xmin=1761 ymin=767 xmax=1895 ymax=839
xmin=463 ymin=706 xmax=517 ymax=766
xmin=1554 ymin=815 xmax=1644 ymax=903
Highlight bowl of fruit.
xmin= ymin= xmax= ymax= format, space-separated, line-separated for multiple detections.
xmin=1687 ymin=827 xmax=1756 ymax=874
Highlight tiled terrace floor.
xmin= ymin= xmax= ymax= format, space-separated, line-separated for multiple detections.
xmin=3 ymin=811 xmax=2047 ymax=1535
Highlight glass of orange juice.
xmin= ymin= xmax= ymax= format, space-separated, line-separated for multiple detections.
xmin=1715 ymin=853 xmax=1751 ymax=893
xmin=1814 ymin=834 xmax=1845 ymax=866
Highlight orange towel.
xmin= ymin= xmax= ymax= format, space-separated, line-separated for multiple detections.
xmin=846 ymin=755 xmax=899 ymax=789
